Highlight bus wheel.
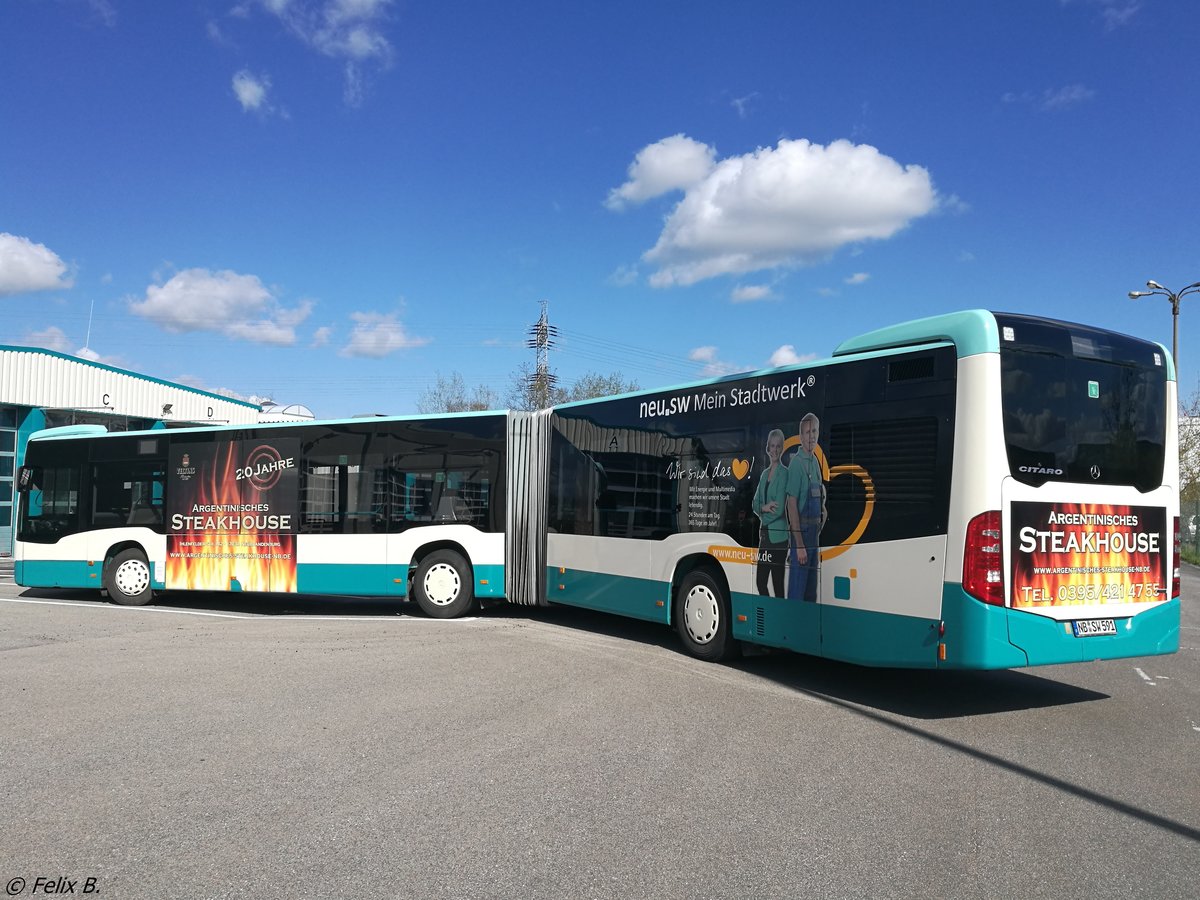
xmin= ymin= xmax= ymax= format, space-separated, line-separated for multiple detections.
xmin=105 ymin=548 xmax=154 ymax=606
xmin=675 ymin=569 xmax=736 ymax=662
xmin=413 ymin=550 xmax=476 ymax=619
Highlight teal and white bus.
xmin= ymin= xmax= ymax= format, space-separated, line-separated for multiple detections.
xmin=530 ymin=310 xmax=1179 ymax=668
xmin=15 ymin=411 xmax=511 ymax=618
xmin=14 ymin=311 xmax=1181 ymax=669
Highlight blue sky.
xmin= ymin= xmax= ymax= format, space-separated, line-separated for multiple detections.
xmin=2 ymin=0 xmax=1197 ymax=417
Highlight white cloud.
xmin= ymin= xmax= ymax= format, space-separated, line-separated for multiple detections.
xmin=340 ymin=311 xmax=430 ymax=358
xmin=605 ymin=134 xmax=717 ymax=211
xmin=0 ymin=233 xmax=74 ymax=295
xmin=767 ymin=345 xmax=816 ymax=368
xmin=233 ymin=69 xmax=273 ymax=112
xmin=844 ymin=272 xmax=870 ymax=285
xmin=172 ymin=374 xmax=272 ymax=405
xmin=129 ymin=268 xmax=312 ymax=345
xmin=610 ymin=136 xmax=938 ymax=287
xmin=1060 ymin=0 xmax=1141 ymax=31
xmin=311 ymin=325 xmax=333 ymax=347
xmin=1099 ymin=2 xmax=1141 ymax=30
xmin=1042 ymin=83 xmax=1096 ymax=110
xmin=74 ymin=345 xmax=125 ymax=366
xmin=731 ymin=284 xmax=773 ymax=303
xmin=85 ymin=1 xmax=117 ymax=27
xmin=730 ymin=92 xmax=760 ymax=119
xmin=607 ymin=264 xmax=639 ymax=287
xmin=1003 ymin=84 xmax=1097 ymax=112
xmin=23 ymin=326 xmax=72 ymax=353
xmin=941 ymin=193 xmax=970 ymax=214
xmin=20 ymin=326 xmax=124 ymax=365
xmin=255 ymin=0 xmax=394 ymax=106
xmin=688 ymin=345 xmax=741 ymax=377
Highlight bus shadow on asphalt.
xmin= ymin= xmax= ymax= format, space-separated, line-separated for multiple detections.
xmin=521 ymin=603 xmax=1110 ymax=720
xmin=155 ymin=592 xmax=416 ymax=617
xmin=14 ymin=587 xmax=419 ymax=618
xmin=14 ymin=590 xmax=1110 ymax=721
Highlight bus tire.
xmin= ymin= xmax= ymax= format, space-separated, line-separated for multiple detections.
xmin=413 ymin=549 xmax=476 ymax=619
xmin=105 ymin=548 xmax=154 ymax=606
xmin=675 ymin=569 xmax=737 ymax=662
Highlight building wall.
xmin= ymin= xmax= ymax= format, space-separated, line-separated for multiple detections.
xmin=0 ymin=347 xmax=263 ymax=556
xmin=0 ymin=346 xmax=260 ymax=426
xmin=0 ymin=408 xmax=15 ymax=555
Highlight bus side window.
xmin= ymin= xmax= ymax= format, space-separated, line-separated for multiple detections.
xmin=127 ymin=474 xmax=164 ymax=526
xmin=18 ymin=464 xmax=82 ymax=540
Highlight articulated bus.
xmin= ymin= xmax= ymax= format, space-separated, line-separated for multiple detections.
xmin=14 ymin=311 xmax=1181 ymax=669
xmin=15 ymin=411 xmax=511 ymax=618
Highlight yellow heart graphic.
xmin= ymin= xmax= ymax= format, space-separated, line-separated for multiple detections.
xmin=731 ymin=458 xmax=749 ymax=480
xmin=781 ymin=438 xmax=874 ymax=561
xmin=821 ymin=464 xmax=874 ymax=561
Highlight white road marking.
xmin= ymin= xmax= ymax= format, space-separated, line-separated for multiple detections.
xmin=1134 ymin=667 xmax=1156 ymax=686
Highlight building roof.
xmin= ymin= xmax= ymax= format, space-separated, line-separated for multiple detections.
xmin=0 ymin=344 xmax=261 ymax=425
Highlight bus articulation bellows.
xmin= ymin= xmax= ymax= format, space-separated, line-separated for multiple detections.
xmin=14 ymin=310 xmax=1181 ymax=669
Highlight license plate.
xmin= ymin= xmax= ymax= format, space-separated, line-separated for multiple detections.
xmin=1072 ymin=618 xmax=1117 ymax=637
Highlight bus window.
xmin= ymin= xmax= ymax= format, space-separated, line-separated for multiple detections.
xmin=997 ymin=314 xmax=1166 ymax=491
xmin=91 ymin=462 xmax=164 ymax=529
xmin=18 ymin=464 xmax=82 ymax=542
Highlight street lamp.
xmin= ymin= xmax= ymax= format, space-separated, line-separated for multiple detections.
xmin=1128 ymin=279 xmax=1200 ymax=366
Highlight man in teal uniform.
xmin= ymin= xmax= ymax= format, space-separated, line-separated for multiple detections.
xmin=786 ymin=412 xmax=825 ymax=602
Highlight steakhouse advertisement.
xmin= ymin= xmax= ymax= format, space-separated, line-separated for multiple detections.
xmin=1009 ymin=501 xmax=1167 ymax=608
xmin=166 ymin=439 xmax=300 ymax=592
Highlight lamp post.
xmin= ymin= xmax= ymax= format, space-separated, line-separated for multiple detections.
xmin=1128 ymin=279 xmax=1200 ymax=366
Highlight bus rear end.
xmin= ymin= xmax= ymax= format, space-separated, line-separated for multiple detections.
xmin=945 ymin=313 xmax=1180 ymax=668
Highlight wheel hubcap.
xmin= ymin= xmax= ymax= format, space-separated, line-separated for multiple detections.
xmin=114 ymin=560 xmax=150 ymax=597
xmin=683 ymin=584 xmax=719 ymax=644
xmin=423 ymin=563 xmax=461 ymax=606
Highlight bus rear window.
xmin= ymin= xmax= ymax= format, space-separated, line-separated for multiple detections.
xmin=997 ymin=314 xmax=1166 ymax=492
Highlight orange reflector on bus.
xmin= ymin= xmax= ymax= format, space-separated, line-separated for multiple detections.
xmin=737 ymin=614 xmax=747 ymax=622
xmin=479 ymin=579 xmax=488 ymax=585
xmin=656 ymin=600 xmax=665 ymax=607
xmin=938 ymin=643 xmax=946 ymax=661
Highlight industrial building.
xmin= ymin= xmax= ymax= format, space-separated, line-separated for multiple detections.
xmin=0 ymin=344 xmax=290 ymax=556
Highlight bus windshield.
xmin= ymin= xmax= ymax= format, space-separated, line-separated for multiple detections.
xmin=996 ymin=313 xmax=1167 ymax=492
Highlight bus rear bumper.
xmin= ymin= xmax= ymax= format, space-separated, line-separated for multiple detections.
xmin=941 ymin=584 xmax=1181 ymax=669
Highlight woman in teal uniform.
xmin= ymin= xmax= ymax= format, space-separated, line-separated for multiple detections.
xmin=753 ymin=428 xmax=789 ymax=597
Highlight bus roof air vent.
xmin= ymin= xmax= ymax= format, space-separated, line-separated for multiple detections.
xmin=888 ymin=356 xmax=936 ymax=382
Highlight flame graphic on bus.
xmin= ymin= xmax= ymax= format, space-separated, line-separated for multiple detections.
xmin=1010 ymin=502 xmax=1166 ymax=608
xmin=166 ymin=442 xmax=298 ymax=593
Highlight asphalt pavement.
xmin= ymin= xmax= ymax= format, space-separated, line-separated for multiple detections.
xmin=0 ymin=569 xmax=1196 ymax=900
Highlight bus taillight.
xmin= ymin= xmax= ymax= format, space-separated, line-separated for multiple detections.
xmin=1173 ymin=516 xmax=1181 ymax=599
xmin=963 ymin=510 xmax=1004 ymax=606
